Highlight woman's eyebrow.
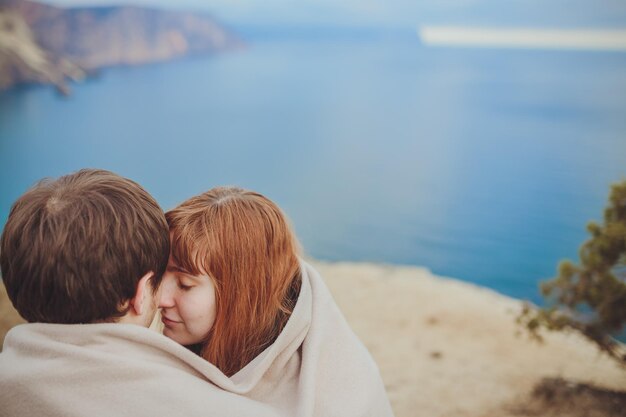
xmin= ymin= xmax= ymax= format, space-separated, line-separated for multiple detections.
xmin=185 ymin=274 xmax=205 ymax=284
xmin=167 ymin=264 xmax=191 ymax=274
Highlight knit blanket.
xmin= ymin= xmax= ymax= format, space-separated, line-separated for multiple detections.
xmin=0 ymin=261 xmax=394 ymax=417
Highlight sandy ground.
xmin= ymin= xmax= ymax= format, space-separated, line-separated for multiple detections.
xmin=311 ymin=261 xmax=625 ymax=417
xmin=1 ymin=260 xmax=625 ymax=416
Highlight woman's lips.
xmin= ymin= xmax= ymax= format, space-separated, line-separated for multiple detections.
xmin=161 ymin=315 xmax=181 ymax=326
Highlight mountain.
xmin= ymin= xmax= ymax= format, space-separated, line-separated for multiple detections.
xmin=0 ymin=0 xmax=242 ymax=94
xmin=0 ymin=8 xmax=82 ymax=93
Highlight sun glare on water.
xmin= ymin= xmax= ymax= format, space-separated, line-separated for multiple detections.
xmin=418 ymin=26 xmax=626 ymax=51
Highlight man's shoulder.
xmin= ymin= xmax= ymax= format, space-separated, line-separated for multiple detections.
xmin=0 ymin=322 xmax=203 ymax=376
xmin=0 ymin=323 xmax=280 ymax=417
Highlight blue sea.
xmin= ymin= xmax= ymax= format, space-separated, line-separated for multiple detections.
xmin=1 ymin=34 xmax=625 ymax=303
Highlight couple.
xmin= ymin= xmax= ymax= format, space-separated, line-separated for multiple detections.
xmin=0 ymin=169 xmax=394 ymax=417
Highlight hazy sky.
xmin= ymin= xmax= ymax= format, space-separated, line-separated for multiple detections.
xmin=44 ymin=0 xmax=626 ymax=28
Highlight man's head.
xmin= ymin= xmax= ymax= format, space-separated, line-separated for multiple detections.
xmin=0 ymin=169 xmax=169 ymax=326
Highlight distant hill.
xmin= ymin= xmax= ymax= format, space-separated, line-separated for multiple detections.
xmin=0 ymin=0 xmax=242 ymax=94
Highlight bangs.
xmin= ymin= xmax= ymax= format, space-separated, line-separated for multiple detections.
xmin=167 ymin=212 xmax=214 ymax=277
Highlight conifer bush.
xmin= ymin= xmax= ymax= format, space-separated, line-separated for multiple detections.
xmin=519 ymin=180 xmax=626 ymax=366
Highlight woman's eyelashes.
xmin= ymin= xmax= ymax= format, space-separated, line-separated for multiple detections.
xmin=177 ymin=278 xmax=194 ymax=291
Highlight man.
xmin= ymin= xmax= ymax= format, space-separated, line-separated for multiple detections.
xmin=0 ymin=169 xmax=276 ymax=417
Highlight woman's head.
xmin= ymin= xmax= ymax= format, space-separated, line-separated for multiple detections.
xmin=159 ymin=187 xmax=301 ymax=376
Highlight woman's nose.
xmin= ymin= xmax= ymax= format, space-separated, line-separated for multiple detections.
xmin=158 ymin=274 xmax=176 ymax=308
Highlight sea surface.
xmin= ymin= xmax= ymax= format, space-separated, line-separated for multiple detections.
xmin=1 ymin=35 xmax=625 ymax=303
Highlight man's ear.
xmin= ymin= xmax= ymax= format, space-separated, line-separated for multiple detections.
xmin=129 ymin=271 xmax=155 ymax=316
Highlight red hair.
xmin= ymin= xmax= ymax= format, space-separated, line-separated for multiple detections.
xmin=166 ymin=187 xmax=301 ymax=376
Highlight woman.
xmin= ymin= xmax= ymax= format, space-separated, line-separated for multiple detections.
xmin=159 ymin=187 xmax=394 ymax=417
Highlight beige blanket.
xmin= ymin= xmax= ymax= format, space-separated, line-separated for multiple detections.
xmin=0 ymin=322 xmax=277 ymax=417
xmin=202 ymin=260 xmax=395 ymax=416
xmin=0 ymin=261 xmax=393 ymax=417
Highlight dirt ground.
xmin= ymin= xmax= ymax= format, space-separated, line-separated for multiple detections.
xmin=2 ymin=260 xmax=625 ymax=417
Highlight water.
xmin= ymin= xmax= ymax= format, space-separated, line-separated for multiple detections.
xmin=1 ymin=35 xmax=625 ymax=303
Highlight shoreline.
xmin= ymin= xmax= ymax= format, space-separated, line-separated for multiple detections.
xmin=2 ymin=260 xmax=625 ymax=416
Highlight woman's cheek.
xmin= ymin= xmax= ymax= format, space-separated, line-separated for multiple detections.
xmin=186 ymin=294 xmax=209 ymax=321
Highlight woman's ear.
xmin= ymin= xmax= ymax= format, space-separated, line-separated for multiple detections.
xmin=130 ymin=271 xmax=155 ymax=316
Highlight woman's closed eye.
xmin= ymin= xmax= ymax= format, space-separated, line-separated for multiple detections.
xmin=177 ymin=280 xmax=194 ymax=291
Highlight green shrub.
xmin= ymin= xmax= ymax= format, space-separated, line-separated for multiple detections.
xmin=519 ymin=180 xmax=626 ymax=367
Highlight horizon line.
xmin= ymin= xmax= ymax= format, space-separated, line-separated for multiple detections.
xmin=418 ymin=26 xmax=626 ymax=51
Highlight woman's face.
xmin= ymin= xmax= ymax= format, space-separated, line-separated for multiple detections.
xmin=158 ymin=257 xmax=217 ymax=346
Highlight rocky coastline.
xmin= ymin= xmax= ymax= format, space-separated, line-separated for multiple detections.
xmin=0 ymin=0 xmax=242 ymax=95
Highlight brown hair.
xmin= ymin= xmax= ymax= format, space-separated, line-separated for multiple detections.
xmin=0 ymin=169 xmax=170 ymax=324
xmin=167 ymin=186 xmax=301 ymax=376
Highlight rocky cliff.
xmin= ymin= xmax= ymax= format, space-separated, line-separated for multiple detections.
xmin=0 ymin=0 xmax=241 ymax=93
xmin=0 ymin=8 xmax=84 ymax=92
